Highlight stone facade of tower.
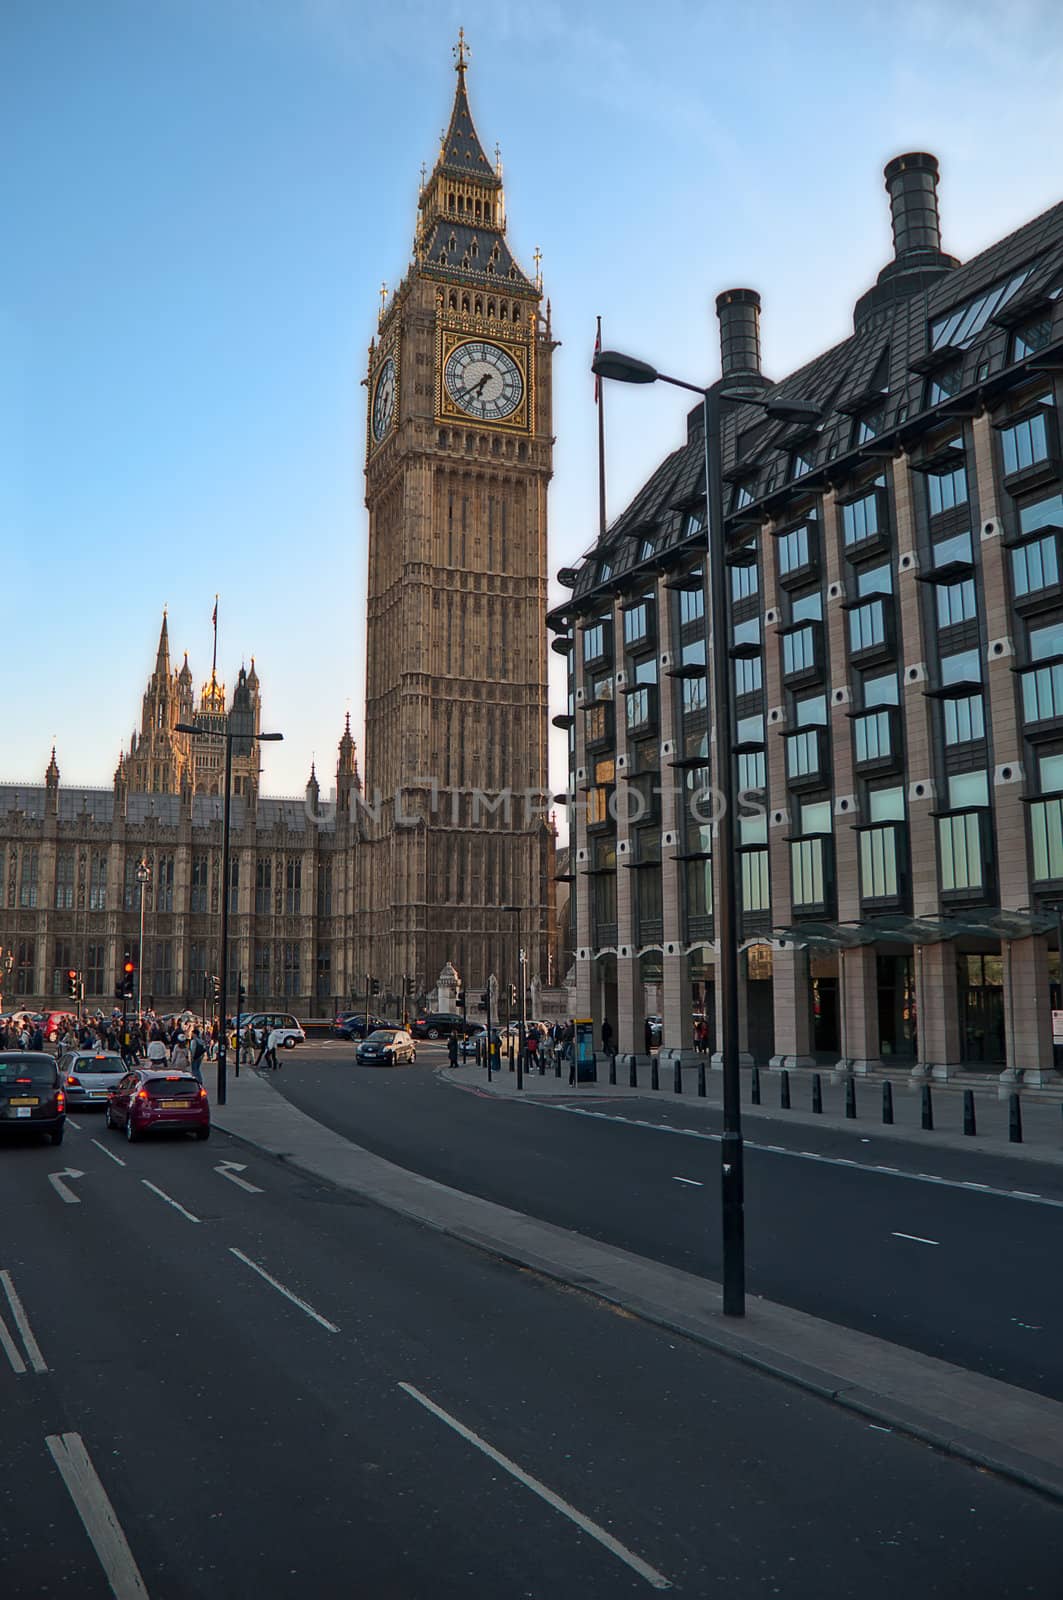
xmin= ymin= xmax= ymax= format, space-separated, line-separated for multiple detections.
xmin=361 ymin=43 xmax=556 ymax=1000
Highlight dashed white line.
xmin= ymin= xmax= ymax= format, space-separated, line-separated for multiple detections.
xmin=399 ymin=1383 xmax=672 ymax=1589
xmin=91 ymin=1139 xmax=126 ymax=1167
xmin=671 ymin=1176 xmax=703 ymax=1188
xmin=0 ymin=1270 xmax=48 ymax=1373
xmin=66 ymin=1118 xmax=81 ymax=1130
xmin=891 ymin=1232 xmax=940 ymax=1246
xmin=46 ymin=1432 xmax=149 ymax=1599
xmin=531 ymin=1104 xmax=1063 ymax=1210
xmin=0 ymin=1308 xmax=26 ymax=1374
xmin=229 ymin=1248 xmax=339 ymax=1333
xmin=140 ymin=1180 xmax=200 ymax=1224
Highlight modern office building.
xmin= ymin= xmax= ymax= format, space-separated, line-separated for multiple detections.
xmin=549 ymin=153 xmax=1063 ymax=1082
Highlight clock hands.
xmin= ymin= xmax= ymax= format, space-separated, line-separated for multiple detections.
xmin=465 ymin=373 xmax=491 ymax=399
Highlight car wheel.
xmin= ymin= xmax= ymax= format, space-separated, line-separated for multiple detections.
xmin=50 ymin=1125 xmax=64 ymax=1147
xmin=194 ymin=1127 xmax=210 ymax=1141
xmin=105 ymin=1105 xmax=114 ymax=1129
xmin=125 ymin=1116 xmax=138 ymax=1144
xmin=427 ymin=1028 xmax=440 ymax=1040
xmin=283 ymin=1038 xmax=295 ymax=1049
xmin=411 ymin=1050 xmax=417 ymax=1062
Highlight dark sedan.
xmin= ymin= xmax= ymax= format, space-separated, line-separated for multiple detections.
xmin=0 ymin=1052 xmax=66 ymax=1145
xmin=356 ymin=1030 xmax=417 ymax=1066
xmin=409 ymin=1012 xmax=478 ymax=1040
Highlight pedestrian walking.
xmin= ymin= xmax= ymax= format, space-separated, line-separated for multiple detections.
xmin=265 ymin=1025 xmax=281 ymax=1071
xmin=254 ymin=1025 xmax=270 ymax=1068
xmin=601 ymin=1018 xmax=613 ymax=1054
xmin=188 ymin=1027 xmax=206 ymax=1085
xmin=447 ymin=1033 xmax=459 ymax=1067
xmin=171 ymin=1032 xmax=191 ymax=1073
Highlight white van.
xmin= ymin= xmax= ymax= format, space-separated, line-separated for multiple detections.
xmin=240 ymin=1012 xmax=306 ymax=1050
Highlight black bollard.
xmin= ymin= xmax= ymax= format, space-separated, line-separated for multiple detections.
xmin=882 ymin=1079 xmax=894 ymax=1125
xmin=673 ymin=1058 xmax=682 ymax=1094
xmin=780 ymin=1069 xmax=790 ymax=1110
xmin=963 ymin=1088 xmax=976 ymax=1136
xmin=516 ymin=1047 xmax=523 ymax=1091
xmin=629 ymin=1055 xmax=638 ymax=1089
xmin=845 ymin=1077 xmax=856 ymax=1119
xmin=555 ymin=1049 xmax=561 ymax=1079
xmin=812 ymin=1073 xmax=822 ymax=1114
xmin=921 ymin=1083 xmax=933 ymax=1131
xmin=609 ymin=1053 xmax=616 ymax=1086
xmin=1009 ymin=1092 xmax=1023 ymax=1144
xmin=752 ymin=1065 xmax=761 ymax=1105
xmin=697 ymin=1060 xmax=706 ymax=1098
xmin=651 ymin=1056 xmax=659 ymax=1092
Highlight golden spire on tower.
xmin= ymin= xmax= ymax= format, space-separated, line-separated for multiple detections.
xmin=453 ymin=26 xmax=469 ymax=73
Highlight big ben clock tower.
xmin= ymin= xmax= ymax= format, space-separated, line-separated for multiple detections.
xmin=362 ymin=33 xmax=556 ymax=1001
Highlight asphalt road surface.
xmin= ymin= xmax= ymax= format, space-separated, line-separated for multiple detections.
xmin=268 ymin=1042 xmax=1063 ymax=1402
xmin=2 ymin=1106 xmax=1062 ymax=1597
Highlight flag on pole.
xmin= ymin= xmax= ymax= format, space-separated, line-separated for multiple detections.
xmin=593 ymin=319 xmax=602 ymax=403
xmin=212 ymin=598 xmax=218 ymax=628
xmin=595 ymin=316 xmax=607 ymax=537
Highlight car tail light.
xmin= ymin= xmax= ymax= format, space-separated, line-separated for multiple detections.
xmin=56 ymin=1091 xmax=65 ymax=1110
xmin=198 ymin=1088 xmax=208 ymax=1101
xmin=67 ymin=1075 xmax=81 ymax=1086
xmin=136 ymin=1088 xmax=150 ymax=1102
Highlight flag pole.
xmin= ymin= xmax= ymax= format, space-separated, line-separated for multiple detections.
xmin=211 ymin=595 xmax=219 ymax=684
xmin=595 ymin=315 xmax=607 ymax=537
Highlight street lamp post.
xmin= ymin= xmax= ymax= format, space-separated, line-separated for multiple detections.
xmin=591 ymin=348 xmax=819 ymax=1317
xmin=135 ymin=857 xmax=151 ymax=1020
xmin=176 ymin=719 xmax=282 ymax=1106
xmin=502 ymin=905 xmax=526 ymax=1087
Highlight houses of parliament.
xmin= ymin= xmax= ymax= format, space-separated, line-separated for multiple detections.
xmin=0 ymin=40 xmax=556 ymax=1017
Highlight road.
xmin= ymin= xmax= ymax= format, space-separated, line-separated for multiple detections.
xmin=3 ymin=1104 xmax=1062 ymax=1595
xmin=267 ymin=1042 xmax=1063 ymax=1401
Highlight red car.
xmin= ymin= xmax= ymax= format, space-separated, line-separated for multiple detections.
xmin=106 ymin=1068 xmax=210 ymax=1143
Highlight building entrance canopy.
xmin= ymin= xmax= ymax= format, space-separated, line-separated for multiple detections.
xmin=773 ymin=908 xmax=1057 ymax=951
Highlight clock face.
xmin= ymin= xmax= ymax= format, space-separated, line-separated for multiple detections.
xmin=372 ymin=357 xmax=396 ymax=443
xmin=443 ymin=341 xmax=524 ymax=421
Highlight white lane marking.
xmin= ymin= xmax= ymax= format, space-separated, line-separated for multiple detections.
xmin=228 ymin=1248 xmax=338 ymax=1333
xmin=671 ymin=1176 xmax=703 ymax=1188
xmin=48 ymin=1168 xmax=85 ymax=1205
xmin=399 ymin=1382 xmax=672 ymax=1589
xmin=0 ymin=1270 xmax=48 ymax=1373
xmin=140 ymin=1180 xmax=200 ymax=1224
xmin=891 ymin=1232 xmax=940 ymax=1246
xmin=66 ymin=1118 xmax=81 ymax=1130
xmin=91 ymin=1138 xmax=126 ymax=1167
xmin=0 ymin=1308 xmax=26 ymax=1374
xmin=46 ymin=1431 xmax=150 ymax=1599
xmin=532 ymin=1105 xmax=1063 ymax=1211
xmin=214 ymin=1160 xmax=263 ymax=1194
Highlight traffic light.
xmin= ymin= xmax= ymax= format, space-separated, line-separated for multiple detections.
xmin=478 ymin=991 xmax=489 ymax=1013
xmin=122 ymin=956 xmax=135 ymax=998
xmin=211 ymin=974 xmax=221 ymax=1005
xmin=371 ymin=977 xmax=381 ymax=997
xmin=508 ymin=984 xmax=517 ymax=1009
xmin=67 ymin=968 xmax=79 ymax=999
xmin=455 ymin=989 xmax=465 ymax=1012
xmin=237 ymin=983 xmax=247 ymax=1008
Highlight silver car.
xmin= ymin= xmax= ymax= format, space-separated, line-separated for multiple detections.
xmin=60 ymin=1050 xmax=128 ymax=1109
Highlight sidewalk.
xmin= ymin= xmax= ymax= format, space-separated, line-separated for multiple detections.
xmin=210 ymin=1061 xmax=1063 ymax=1504
xmin=444 ymin=1052 xmax=1063 ymax=1165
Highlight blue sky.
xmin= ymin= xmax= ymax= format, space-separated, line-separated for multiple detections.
xmin=4 ymin=0 xmax=1063 ymax=803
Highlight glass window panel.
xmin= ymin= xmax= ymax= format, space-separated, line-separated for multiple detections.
xmin=1013 ymin=317 xmax=1052 ymax=360
xmin=679 ymin=584 xmax=705 ymax=624
xmin=863 ymin=671 xmax=899 ymax=707
xmin=930 ymin=267 xmax=1032 ymax=349
xmin=736 ymin=714 xmax=763 ymax=743
xmin=1019 ymin=491 xmax=1063 ymax=536
xmin=1002 ymin=411 xmax=1050 ymax=475
xmin=790 ymin=590 xmax=823 ymax=622
xmin=1041 ymin=754 xmax=1063 ymax=793
xmin=948 ymin=770 xmax=988 ymax=809
xmin=1030 ymin=621 xmax=1063 ymax=661
xmin=928 ymin=465 xmax=968 ymax=517
xmin=944 ymin=694 xmax=985 ymax=745
xmin=734 ymin=656 xmax=762 ymax=695
xmin=842 ymin=489 xmax=883 ymax=546
xmin=741 ymin=849 xmax=770 ymax=911
xmin=854 ymin=709 xmax=892 ymax=763
xmin=801 ymin=801 xmax=832 ymax=834
xmin=682 ymin=676 xmax=707 ymax=715
xmin=778 ymin=525 xmax=810 ymax=575
xmin=939 ymin=814 xmax=983 ymax=891
xmin=937 ymin=577 xmax=977 ymax=628
xmin=783 ymin=627 xmax=816 ymax=676
xmin=795 ymin=695 xmax=828 ymax=726
xmin=1030 ymin=797 xmax=1063 ymax=879
xmin=933 ymin=531 xmax=973 ymax=567
xmin=1022 ymin=661 xmax=1063 ymax=723
xmin=738 ymin=750 xmax=765 ymax=790
xmin=790 ymin=838 xmax=825 ymax=907
xmin=786 ymin=730 xmax=820 ymax=779
xmin=869 ymin=786 xmax=905 ymax=821
xmin=860 ymin=827 xmax=899 ymax=897
xmin=633 ymin=655 xmax=657 ymax=684
xmin=739 ymin=813 xmax=767 ymax=845
xmin=731 ymin=562 xmax=759 ymax=601
xmin=1011 ymin=535 xmax=1060 ymax=598
xmin=941 ymin=648 xmax=981 ymax=685
xmin=849 ymin=599 xmax=887 ymax=653
xmin=857 ymin=562 xmax=893 ymax=596
xmin=733 ymin=617 xmax=761 ymax=647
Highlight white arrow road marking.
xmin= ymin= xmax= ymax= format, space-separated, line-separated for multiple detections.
xmin=46 ymin=1432 xmax=149 ymax=1599
xmin=48 ymin=1169 xmax=86 ymax=1205
xmin=671 ymin=1176 xmax=702 ymax=1188
xmin=140 ymin=1181 xmax=200 ymax=1224
xmin=229 ymin=1248 xmax=338 ymax=1332
xmin=891 ymin=1231 xmax=940 ymax=1246
xmin=214 ymin=1160 xmax=263 ymax=1193
xmin=0 ymin=1270 xmax=48 ymax=1373
xmin=399 ymin=1383 xmax=672 ymax=1590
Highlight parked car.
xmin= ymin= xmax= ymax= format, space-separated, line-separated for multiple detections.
xmin=0 ymin=1052 xmax=66 ymax=1144
xmin=106 ymin=1068 xmax=210 ymax=1142
xmin=240 ymin=1012 xmax=305 ymax=1049
xmin=332 ymin=1012 xmax=386 ymax=1040
xmin=60 ymin=1050 xmax=127 ymax=1109
xmin=410 ymin=1012 xmax=478 ymax=1040
xmin=356 ymin=1029 xmax=417 ymax=1066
